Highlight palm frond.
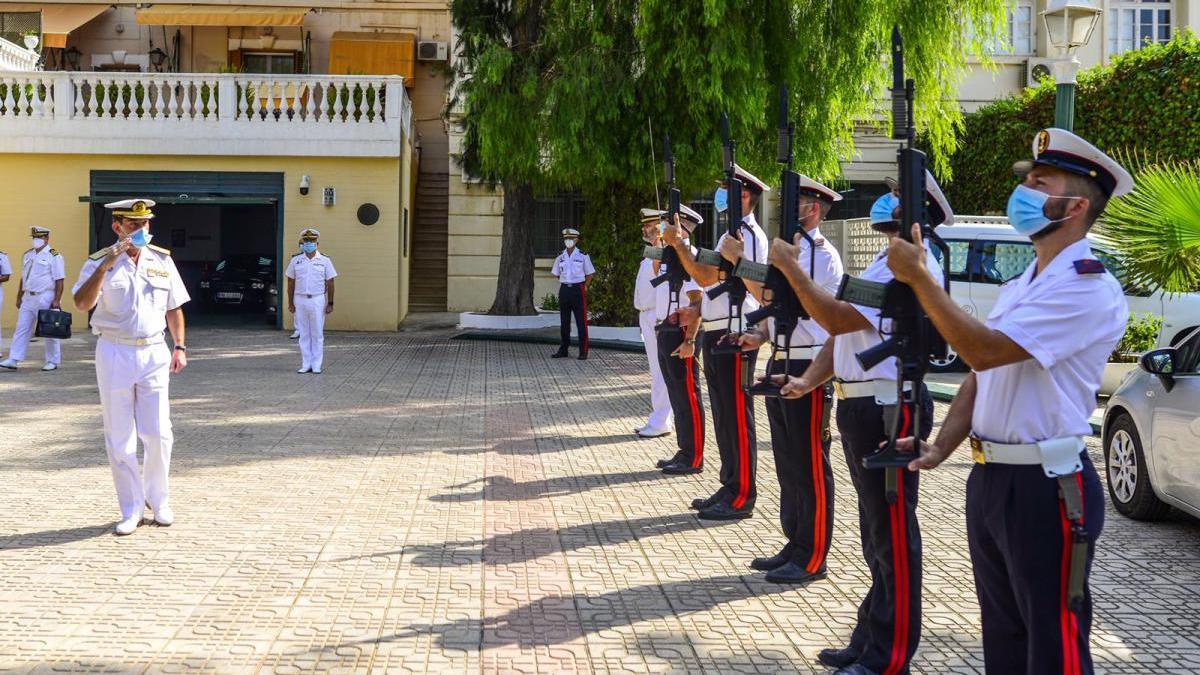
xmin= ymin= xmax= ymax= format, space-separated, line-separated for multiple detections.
xmin=1093 ymin=158 xmax=1200 ymax=295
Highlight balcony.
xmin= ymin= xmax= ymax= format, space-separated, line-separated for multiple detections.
xmin=0 ymin=37 xmax=39 ymax=72
xmin=0 ymin=72 xmax=411 ymax=158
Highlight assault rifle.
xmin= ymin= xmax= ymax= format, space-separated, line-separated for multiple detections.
xmin=835 ymin=25 xmax=952 ymax=479
xmin=737 ymin=85 xmax=816 ymax=396
xmin=702 ymin=112 xmax=748 ymax=355
xmin=644 ymin=133 xmax=690 ymax=335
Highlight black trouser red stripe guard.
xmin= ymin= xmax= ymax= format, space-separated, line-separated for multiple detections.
xmin=558 ymin=283 xmax=588 ymax=355
xmin=656 ymin=325 xmax=704 ymax=467
xmin=764 ymin=358 xmax=833 ymax=571
xmin=837 ymin=388 xmax=932 ymax=675
xmin=701 ymin=328 xmax=757 ymax=510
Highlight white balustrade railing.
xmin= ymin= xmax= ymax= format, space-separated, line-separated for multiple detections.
xmin=0 ymin=71 xmax=412 ymax=157
xmin=0 ymin=36 xmax=38 ymax=72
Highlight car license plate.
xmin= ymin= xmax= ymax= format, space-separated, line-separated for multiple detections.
xmin=217 ymin=292 xmax=242 ymax=300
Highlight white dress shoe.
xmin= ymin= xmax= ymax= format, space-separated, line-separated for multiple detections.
xmin=290 ymin=332 xmax=300 ymax=339
xmin=152 ymin=505 xmax=174 ymax=526
xmin=312 ymin=367 xmax=322 ymax=374
xmin=298 ymin=366 xmax=312 ymax=373
xmin=0 ymin=358 xmax=17 ymax=370
xmin=115 ymin=513 xmax=144 ymax=536
xmin=41 ymin=362 xmax=57 ymax=372
xmin=637 ymin=426 xmax=673 ymax=438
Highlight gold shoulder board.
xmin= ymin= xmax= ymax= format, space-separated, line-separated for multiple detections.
xmin=147 ymin=244 xmax=172 ymax=256
xmin=89 ymin=249 xmax=109 ymax=260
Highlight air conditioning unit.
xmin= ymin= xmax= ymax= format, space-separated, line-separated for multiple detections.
xmin=1024 ymin=58 xmax=1056 ymax=88
xmin=417 ymin=40 xmax=448 ymax=62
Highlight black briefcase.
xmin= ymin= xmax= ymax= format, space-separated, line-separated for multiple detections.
xmin=35 ymin=308 xmax=72 ymax=339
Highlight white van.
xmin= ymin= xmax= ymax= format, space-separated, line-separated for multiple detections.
xmin=929 ymin=222 xmax=1200 ymax=372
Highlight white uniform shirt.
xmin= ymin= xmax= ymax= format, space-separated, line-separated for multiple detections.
xmin=834 ymin=244 xmax=944 ymax=381
xmin=767 ymin=227 xmax=843 ymax=348
xmin=0 ymin=252 xmax=12 ymax=284
xmin=73 ymin=246 xmax=190 ymax=339
xmin=634 ymin=257 xmax=658 ymax=312
xmin=285 ymin=251 xmax=337 ymax=295
xmin=654 ymin=241 xmax=702 ymax=322
xmin=972 ymin=238 xmax=1127 ymax=443
xmin=551 ymin=248 xmax=595 ymax=284
xmin=702 ymin=214 xmax=769 ymax=321
xmin=22 ymin=247 xmax=66 ymax=293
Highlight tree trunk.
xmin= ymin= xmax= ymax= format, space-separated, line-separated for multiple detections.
xmin=487 ymin=182 xmax=538 ymax=316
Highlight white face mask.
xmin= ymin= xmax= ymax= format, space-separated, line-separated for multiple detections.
xmin=31 ymin=238 xmax=45 ymax=249
xmin=564 ymin=239 xmax=576 ymax=249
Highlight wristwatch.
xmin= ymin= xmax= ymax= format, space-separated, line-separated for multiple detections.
xmin=174 ymin=345 xmax=187 ymax=352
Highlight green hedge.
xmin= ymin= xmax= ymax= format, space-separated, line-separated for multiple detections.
xmin=943 ymin=32 xmax=1200 ymax=214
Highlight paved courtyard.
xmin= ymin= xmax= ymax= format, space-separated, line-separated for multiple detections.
xmin=1 ymin=325 xmax=1198 ymax=674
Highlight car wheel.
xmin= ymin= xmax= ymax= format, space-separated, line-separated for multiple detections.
xmin=1105 ymin=413 xmax=1170 ymax=521
xmin=929 ymin=346 xmax=967 ymax=373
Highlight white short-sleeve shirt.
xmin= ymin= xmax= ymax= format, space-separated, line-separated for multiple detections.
xmin=0 ymin=252 xmax=12 ymax=284
xmin=22 ymin=247 xmax=66 ymax=293
xmin=702 ymin=215 xmax=769 ymax=322
xmin=551 ymin=248 xmax=595 ymax=284
xmin=634 ymin=258 xmax=657 ymax=312
xmin=767 ymin=227 xmax=844 ymax=348
xmin=833 ymin=244 xmax=945 ymax=382
xmin=654 ymin=242 xmax=701 ymax=322
xmin=73 ymin=246 xmax=190 ymax=339
xmin=285 ymin=251 xmax=337 ymax=296
xmin=972 ymin=238 xmax=1127 ymax=443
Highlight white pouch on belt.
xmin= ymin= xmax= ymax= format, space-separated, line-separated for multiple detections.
xmin=873 ymin=379 xmax=899 ymax=406
xmin=1037 ymin=436 xmax=1085 ymax=477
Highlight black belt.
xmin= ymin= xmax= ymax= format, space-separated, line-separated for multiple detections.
xmin=560 ymin=282 xmax=583 ymax=288
xmin=301 ymin=293 xmax=324 ymax=299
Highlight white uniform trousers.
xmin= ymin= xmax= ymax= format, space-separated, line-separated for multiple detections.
xmin=295 ymin=293 xmax=327 ymax=370
xmin=96 ymin=339 xmax=173 ymax=520
xmin=9 ymin=292 xmax=61 ymax=365
xmin=639 ymin=309 xmax=673 ymax=430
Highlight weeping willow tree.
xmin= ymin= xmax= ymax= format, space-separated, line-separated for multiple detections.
xmin=451 ymin=0 xmax=1009 ymax=320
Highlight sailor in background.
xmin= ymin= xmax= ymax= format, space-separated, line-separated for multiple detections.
xmin=1 ymin=227 xmax=66 ymax=371
xmin=286 ymin=229 xmax=337 ymax=374
xmin=634 ymin=209 xmax=673 ymax=439
xmin=0 ymin=249 xmax=11 ymax=358
xmin=72 ymin=199 xmax=189 ymax=535
xmin=889 ymin=129 xmax=1133 ymax=675
xmin=550 ymin=228 xmax=595 ymax=360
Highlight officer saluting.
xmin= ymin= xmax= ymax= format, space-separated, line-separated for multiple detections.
xmin=888 ymin=129 xmax=1133 ymax=675
xmin=719 ymin=175 xmax=844 ymax=583
xmin=285 ymin=228 xmax=337 ymax=374
xmin=1 ymin=227 xmax=66 ymax=371
xmin=550 ymin=228 xmax=595 ymax=360
xmin=72 ymin=199 xmax=190 ymax=536
xmin=633 ymin=209 xmax=674 ymax=439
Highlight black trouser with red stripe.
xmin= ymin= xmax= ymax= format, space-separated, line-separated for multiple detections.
xmin=701 ymin=328 xmax=759 ymax=510
xmin=764 ymin=358 xmax=834 ymax=572
xmin=967 ymin=454 xmax=1103 ymax=675
xmin=558 ymin=283 xmax=588 ymax=356
xmin=837 ymin=386 xmax=932 ymax=675
xmin=656 ymin=325 xmax=705 ymax=467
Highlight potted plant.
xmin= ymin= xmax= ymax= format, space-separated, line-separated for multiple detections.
xmin=21 ymin=30 xmax=38 ymax=51
xmin=1101 ymin=313 xmax=1163 ymax=396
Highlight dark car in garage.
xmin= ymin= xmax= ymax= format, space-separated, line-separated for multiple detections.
xmin=197 ymin=254 xmax=278 ymax=323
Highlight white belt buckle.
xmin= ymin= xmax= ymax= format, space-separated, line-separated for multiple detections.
xmin=872 ymin=379 xmax=899 ymax=406
xmin=1037 ymin=437 xmax=1085 ymax=477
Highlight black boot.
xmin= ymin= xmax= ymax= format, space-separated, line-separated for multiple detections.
xmin=697 ymin=501 xmax=753 ymax=521
xmin=817 ymin=647 xmax=861 ymax=669
xmin=661 ymin=459 xmax=702 ymax=475
xmin=749 ymin=545 xmax=793 ymax=571
xmin=764 ymin=561 xmax=827 ymax=584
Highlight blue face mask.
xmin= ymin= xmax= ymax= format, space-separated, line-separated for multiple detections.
xmin=870 ymin=193 xmax=900 ymax=225
xmin=301 ymin=242 xmax=317 ymax=253
xmin=714 ymin=187 xmax=728 ymax=213
xmin=1006 ymin=184 xmax=1078 ymax=236
xmin=130 ymin=228 xmax=152 ymax=248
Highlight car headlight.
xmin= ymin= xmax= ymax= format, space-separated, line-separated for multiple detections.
xmin=268 ymin=285 xmax=278 ymax=295
xmin=251 ymin=281 xmax=265 ymax=290
xmin=200 ymin=281 xmax=210 ymax=288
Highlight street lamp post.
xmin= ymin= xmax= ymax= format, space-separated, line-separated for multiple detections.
xmin=1041 ymin=0 xmax=1102 ymax=131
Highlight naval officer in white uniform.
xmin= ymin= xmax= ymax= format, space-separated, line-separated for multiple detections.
xmin=286 ymin=228 xmax=337 ymax=374
xmin=634 ymin=208 xmax=675 ymax=438
xmin=1 ymin=226 xmax=66 ymax=371
xmin=73 ymin=199 xmax=190 ymax=536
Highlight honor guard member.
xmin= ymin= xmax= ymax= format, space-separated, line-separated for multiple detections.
xmin=1 ymin=227 xmax=66 ymax=371
xmin=889 ymin=129 xmax=1133 ymax=675
xmin=0 ymin=249 xmax=11 ymax=357
xmin=771 ymin=174 xmax=952 ymax=674
xmin=719 ymin=175 xmax=844 ymax=583
xmin=550 ymin=228 xmax=595 ymax=360
xmin=633 ymin=209 xmax=674 ymax=438
xmin=664 ymin=164 xmax=768 ymax=521
xmin=286 ymin=229 xmax=337 ymax=374
xmin=653 ymin=209 xmax=706 ymax=474
xmin=72 ymin=199 xmax=189 ymax=535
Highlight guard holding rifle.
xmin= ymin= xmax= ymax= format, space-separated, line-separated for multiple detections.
xmin=663 ymin=154 xmax=768 ymax=521
xmin=649 ymin=206 xmax=707 ymax=474
xmin=719 ymin=175 xmax=843 ymax=583
xmin=887 ymin=128 xmax=1132 ymax=675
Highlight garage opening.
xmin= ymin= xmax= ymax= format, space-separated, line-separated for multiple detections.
xmin=85 ymin=171 xmax=284 ymax=329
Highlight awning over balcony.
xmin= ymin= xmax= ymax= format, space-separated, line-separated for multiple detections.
xmin=135 ymin=5 xmax=309 ymax=27
xmin=4 ymin=4 xmax=109 ymax=49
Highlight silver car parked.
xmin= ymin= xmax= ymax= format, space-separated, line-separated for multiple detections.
xmin=1103 ymin=326 xmax=1200 ymax=520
